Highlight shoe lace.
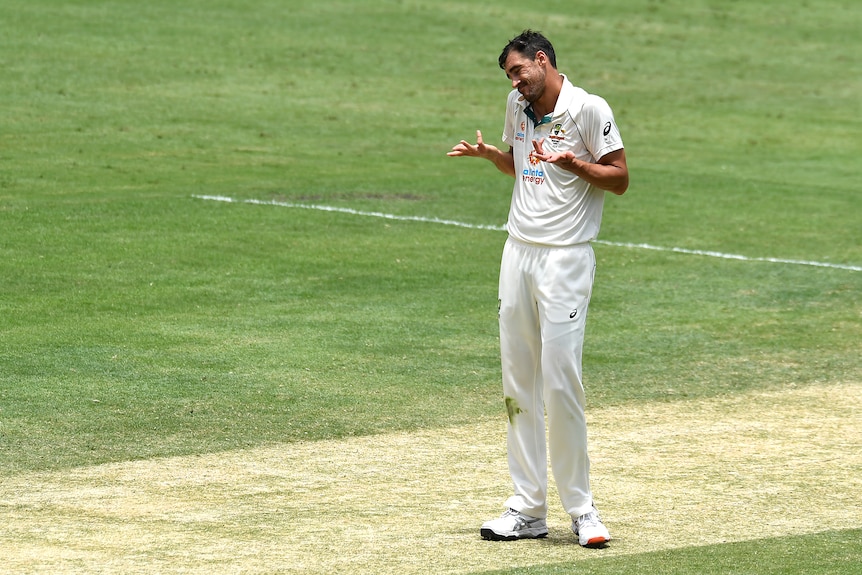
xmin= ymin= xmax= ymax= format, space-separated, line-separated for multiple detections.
xmin=578 ymin=511 xmax=599 ymax=529
xmin=504 ymin=508 xmax=539 ymax=527
xmin=505 ymin=508 xmax=535 ymax=520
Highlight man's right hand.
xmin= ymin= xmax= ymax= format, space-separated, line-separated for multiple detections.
xmin=448 ymin=130 xmax=493 ymax=158
xmin=447 ymin=130 xmax=516 ymax=177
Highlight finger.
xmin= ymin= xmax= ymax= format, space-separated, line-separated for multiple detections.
xmin=476 ymin=130 xmax=484 ymax=146
xmin=531 ymin=139 xmax=544 ymax=154
xmin=448 ymin=141 xmax=473 ymax=156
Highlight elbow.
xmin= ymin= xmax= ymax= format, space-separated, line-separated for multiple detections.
xmin=601 ymin=150 xmax=628 ymax=195
xmin=609 ymin=175 xmax=629 ymax=196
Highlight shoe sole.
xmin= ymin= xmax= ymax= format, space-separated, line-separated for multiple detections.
xmin=580 ymin=536 xmax=610 ymax=548
xmin=480 ymin=528 xmax=548 ymax=541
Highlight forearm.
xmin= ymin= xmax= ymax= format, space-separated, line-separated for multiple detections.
xmin=564 ymin=158 xmax=627 ymax=194
xmin=551 ymin=149 xmax=629 ymax=195
xmin=488 ymin=148 xmax=516 ymax=177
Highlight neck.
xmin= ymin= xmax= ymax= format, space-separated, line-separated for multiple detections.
xmin=532 ymin=72 xmax=563 ymax=119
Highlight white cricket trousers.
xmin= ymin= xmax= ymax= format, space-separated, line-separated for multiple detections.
xmin=498 ymin=237 xmax=596 ymax=520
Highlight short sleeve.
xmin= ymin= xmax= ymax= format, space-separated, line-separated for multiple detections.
xmin=502 ymin=90 xmax=520 ymax=147
xmin=578 ymin=95 xmax=624 ymax=161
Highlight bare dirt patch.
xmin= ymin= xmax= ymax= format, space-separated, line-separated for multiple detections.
xmin=1 ymin=382 xmax=859 ymax=574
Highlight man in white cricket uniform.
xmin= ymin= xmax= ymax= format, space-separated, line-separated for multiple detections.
xmin=448 ymin=30 xmax=628 ymax=547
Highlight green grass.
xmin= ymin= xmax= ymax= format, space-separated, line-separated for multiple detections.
xmin=0 ymin=0 xmax=860 ymax=572
xmin=479 ymin=529 xmax=862 ymax=575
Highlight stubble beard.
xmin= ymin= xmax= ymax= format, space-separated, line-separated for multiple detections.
xmin=522 ymin=67 xmax=546 ymax=103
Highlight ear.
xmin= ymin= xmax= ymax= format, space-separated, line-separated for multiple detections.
xmin=535 ymin=50 xmax=548 ymax=66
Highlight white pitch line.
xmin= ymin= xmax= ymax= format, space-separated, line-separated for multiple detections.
xmin=192 ymin=195 xmax=861 ymax=272
xmin=595 ymin=241 xmax=862 ymax=272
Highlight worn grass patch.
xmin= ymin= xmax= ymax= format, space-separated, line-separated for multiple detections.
xmin=2 ymin=382 xmax=859 ymax=574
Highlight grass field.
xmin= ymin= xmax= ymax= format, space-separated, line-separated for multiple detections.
xmin=1 ymin=0 xmax=860 ymax=573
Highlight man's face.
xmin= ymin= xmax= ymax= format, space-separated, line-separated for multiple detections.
xmin=503 ymin=50 xmax=547 ymax=103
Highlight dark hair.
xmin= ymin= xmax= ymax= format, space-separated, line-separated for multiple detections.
xmin=498 ymin=29 xmax=557 ymax=70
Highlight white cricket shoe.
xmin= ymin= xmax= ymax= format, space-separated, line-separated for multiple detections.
xmin=572 ymin=506 xmax=610 ymax=547
xmin=480 ymin=508 xmax=548 ymax=541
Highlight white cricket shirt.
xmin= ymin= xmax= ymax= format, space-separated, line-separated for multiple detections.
xmin=502 ymin=75 xmax=624 ymax=246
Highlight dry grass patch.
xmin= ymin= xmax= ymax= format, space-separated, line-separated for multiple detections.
xmin=1 ymin=382 xmax=860 ymax=574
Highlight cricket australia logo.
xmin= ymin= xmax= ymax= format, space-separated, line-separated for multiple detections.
xmin=549 ymin=123 xmax=566 ymax=144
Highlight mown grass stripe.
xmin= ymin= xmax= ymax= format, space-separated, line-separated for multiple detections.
xmin=193 ymin=195 xmax=861 ymax=272
xmin=4 ymin=382 xmax=858 ymax=574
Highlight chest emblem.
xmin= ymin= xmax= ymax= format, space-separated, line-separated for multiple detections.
xmin=548 ymin=123 xmax=566 ymax=144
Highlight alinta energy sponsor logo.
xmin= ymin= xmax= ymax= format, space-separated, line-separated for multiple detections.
xmin=523 ymin=154 xmax=545 ymax=185
xmin=516 ymin=121 xmax=526 ymax=142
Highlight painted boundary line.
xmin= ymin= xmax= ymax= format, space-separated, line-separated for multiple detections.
xmin=192 ymin=195 xmax=862 ymax=272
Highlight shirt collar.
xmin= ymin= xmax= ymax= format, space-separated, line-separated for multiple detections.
xmin=524 ymin=106 xmax=552 ymax=127
xmin=520 ymin=74 xmax=575 ymax=128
